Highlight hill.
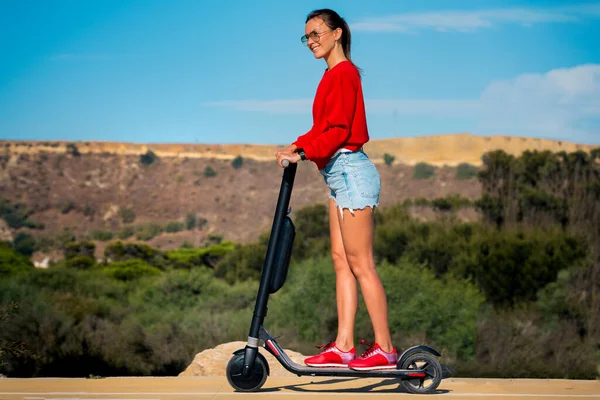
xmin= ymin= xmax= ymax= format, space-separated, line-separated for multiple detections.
xmin=0 ymin=133 xmax=596 ymax=263
xmin=3 ymin=133 xmax=594 ymax=166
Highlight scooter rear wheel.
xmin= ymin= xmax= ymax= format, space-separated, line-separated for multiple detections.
xmin=400 ymin=352 xmax=442 ymax=394
xmin=226 ymin=353 xmax=268 ymax=392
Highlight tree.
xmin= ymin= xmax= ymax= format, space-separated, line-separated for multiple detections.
xmin=383 ymin=153 xmax=395 ymax=166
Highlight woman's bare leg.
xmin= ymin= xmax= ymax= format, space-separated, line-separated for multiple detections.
xmin=328 ymin=198 xmax=357 ymax=352
xmin=336 ymin=206 xmax=393 ymax=352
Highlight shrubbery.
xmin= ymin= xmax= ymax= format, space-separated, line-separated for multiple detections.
xmin=135 ymin=223 xmax=163 ymax=241
xmin=12 ymin=232 xmax=36 ymax=257
xmin=120 ymin=207 xmax=136 ymax=224
xmin=101 ymin=259 xmax=161 ymax=281
xmin=0 ymin=242 xmax=34 ymax=276
xmin=383 ymin=153 xmax=395 ymax=166
xmin=456 ymin=163 xmax=478 ymax=180
xmin=165 ymin=221 xmax=184 ymax=233
xmin=140 ymin=150 xmax=159 ymax=166
xmin=204 ymin=166 xmax=217 ymax=177
xmin=0 ymin=198 xmax=43 ymax=230
xmin=231 ymin=156 xmax=243 ymax=169
xmin=413 ymin=162 xmax=435 ymax=179
xmin=91 ymin=230 xmax=113 ymax=241
xmin=0 ymin=147 xmax=598 ymax=379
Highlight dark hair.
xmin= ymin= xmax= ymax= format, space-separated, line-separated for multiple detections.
xmin=306 ymin=8 xmax=361 ymax=73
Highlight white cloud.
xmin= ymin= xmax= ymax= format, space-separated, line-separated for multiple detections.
xmin=351 ymin=3 xmax=600 ymax=33
xmin=203 ymin=64 xmax=600 ymax=143
xmin=475 ymin=64 xmax=600 ymax=140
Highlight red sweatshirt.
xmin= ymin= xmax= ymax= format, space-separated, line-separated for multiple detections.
xmin=293 ymin=60 xmax=369 ymax=170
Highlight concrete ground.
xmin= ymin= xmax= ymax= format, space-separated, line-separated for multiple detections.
xmin=0 ymin=377 xmax=599 ymax=400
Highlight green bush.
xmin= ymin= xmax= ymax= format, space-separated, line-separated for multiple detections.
xmin=60 ymin=201 xmax=75 ymax=214
xmin=456 ymin=163 xmax=478 ymax=180
xmin=203 ymin=166 xmax=217 ymax=178
xmin=184 ymin=214 xmax=207 ymax=231
xmin=91 ymin=230 xmax=114 ymax=241
xmin=197 ymin=217 xmax=208 ymax=230
xmin=120 ymin=207 xmax=136 ymax=224
xmin=165 ymin=242 xmax=235 ymax=269
xmin=458 ymin=229 xmax=588 ymax=307
xmin=185 ymin=213 xmax=197 ymax=230
xmin=0 ymin=242 xmax=34 ymax=276
xmin=34 ymin=235 xmax=56 ymax=253
xmin=65 ymin=256 xmax=96 ymax=270
xmin=140 ymin=150 xmax=159 ymax=166
xmin=413 ymin=162 xmax=435 ymax=179
xmin=0 ymin=265 xmax=257 ymax=376
xmin=135 ymin=223 xmax=163 ymax=241
xmin=431 ymin=194 xmax=473 ymax=211
xmin=66 ymin=143 xmax=80 ymax=157
xmin=231 ymin=156 xmax=243 ymax=169
xmin=12 ymin=232 xmax=36 ymax=257
xmin=383 ymin=153 xmax=395 ymax=166
xmin=165 ymin=222 xmax=184 ymax=233
xmin=117 ymin=226 xmax=135 ymax=239
xmin=104 ymin=241 xmax=171 ymax=271
xmin=215 ymin=241 xmax=267 ymax=283
xmin=431 ymin=197 xmax=453 ymax=211
xmin=102 ymin=260 xmax=161 ymax=281
xmin=0 ymin=302 xmax=30 ymax=370
xmin=64 ymin=241 xmax=95 ymax=260
xmin=206 ymin=233 xmax=223 ymax=245
xmin=292 ymin=203 xmax=330 ymax=259
xmin=0 ymin=198 xmax=41 ymax=230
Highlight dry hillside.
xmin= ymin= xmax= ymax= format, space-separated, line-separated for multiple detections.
xmin=1 ymin=133 xmax=595 ymax=263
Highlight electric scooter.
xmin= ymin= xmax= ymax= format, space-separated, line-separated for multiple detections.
xmin=226 ymin=160 xmax=445 ymax=394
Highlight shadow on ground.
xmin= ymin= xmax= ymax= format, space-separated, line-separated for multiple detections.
xmin=261 ymin=377 xmax=451 ymax=394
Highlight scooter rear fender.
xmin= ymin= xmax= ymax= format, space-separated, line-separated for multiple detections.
xmin=397 ymin=345 xmax=441 ymax=368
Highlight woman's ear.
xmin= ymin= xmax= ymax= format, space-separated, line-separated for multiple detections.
xmin=334 ymin=27 xmax=343 ymax=41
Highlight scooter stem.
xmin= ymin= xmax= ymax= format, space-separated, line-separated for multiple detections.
xmin=243 ymin=162 xmax=297 ymax=377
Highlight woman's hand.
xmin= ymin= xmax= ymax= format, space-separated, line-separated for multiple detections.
xmin=276 ymin=144 xmax=297 ymax=158
xmin=275 ymin=148 xmax=301 ymax=168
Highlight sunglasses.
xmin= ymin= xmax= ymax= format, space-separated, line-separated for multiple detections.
xmin=300 ymin=29 xmax=332 ymax=46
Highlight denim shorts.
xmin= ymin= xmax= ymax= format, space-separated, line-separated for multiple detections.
xmin=320 ymin=149 xmax=381 ymax=218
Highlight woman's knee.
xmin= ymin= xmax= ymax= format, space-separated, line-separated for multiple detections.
xmin=331 ymin=249 xmax=350 ymax=272
xmin=345 ymin=252 xmax=376 ymax=278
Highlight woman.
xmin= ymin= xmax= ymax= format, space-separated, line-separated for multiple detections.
xmin=275 ymin=9 xmax=397 ymax=371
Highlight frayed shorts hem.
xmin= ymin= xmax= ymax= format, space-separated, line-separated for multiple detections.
xmin=328 ymin=195 xmax=379 ymax=219
xmin=320 ymin=149 xmax=381 ymax=220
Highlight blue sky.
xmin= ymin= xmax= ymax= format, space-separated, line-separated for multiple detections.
xmin=1 ymin=0 xmax=599 ymax=145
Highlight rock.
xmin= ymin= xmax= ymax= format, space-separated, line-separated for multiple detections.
xmin=0 ymin=219 xmax=13 ymax=243
xmin=34 ymin=256 xmax=50 ymax=268
xmin=179 ymin=341 xmax=308 ymax=377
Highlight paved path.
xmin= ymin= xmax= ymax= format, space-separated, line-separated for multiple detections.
xmin=0 ymin=377 xmax=598 ymax=400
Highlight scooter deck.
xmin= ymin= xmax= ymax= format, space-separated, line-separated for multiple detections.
xmin=259 ymin=327 xmax=428 ymax=379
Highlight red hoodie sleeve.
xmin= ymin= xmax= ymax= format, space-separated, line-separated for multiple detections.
xmin=292 ymin=126 xmax=316 ymax=149
xmin=301 ymin=68 xmax=357 ymax=160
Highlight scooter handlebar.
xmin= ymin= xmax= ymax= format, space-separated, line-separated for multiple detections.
xmin=282 ymin=159 xmax=290 ymax=168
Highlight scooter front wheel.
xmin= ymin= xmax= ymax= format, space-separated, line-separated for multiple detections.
xmin=400 ymin=352 xmax=442 ymax=394
xmin=226 ymin=353 xmax=268 ymax=392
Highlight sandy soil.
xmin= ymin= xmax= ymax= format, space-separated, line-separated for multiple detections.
xmin=0 ymin=376 xmax=598 ymax=400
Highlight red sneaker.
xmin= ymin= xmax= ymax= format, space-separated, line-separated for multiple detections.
xmin=304 ymin=341 xmax=356 ymax=368
xmin=348 ymin=340 xmax=398 ymax=371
